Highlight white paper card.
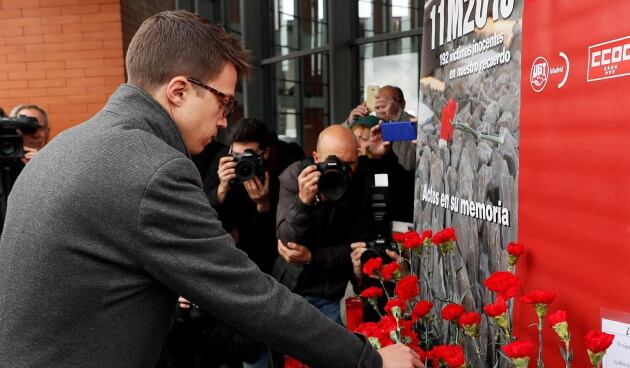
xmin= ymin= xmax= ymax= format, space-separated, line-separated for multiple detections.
xmin=374 ymin=174 xmax=388 ymax=187
xmin=602 ymin=318 xmax=630 ymax=368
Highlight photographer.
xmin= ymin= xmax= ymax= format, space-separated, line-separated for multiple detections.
xmin=0 ymin=107 xmax=41 ymax=234
xmin=10 ymin=104 xmax=51 ymax=151
xmin=274 ymin=124 xmax=413 ymax=323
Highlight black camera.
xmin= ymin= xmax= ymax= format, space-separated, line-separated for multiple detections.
xmin=231 ymin=149 xmax=265 ymax=185
xmin=313 ymin=155 xmax=351 ymax=201
xmin=360 ymin=236 xmax=398 ymax=264
xmin=360 ymin=183 xmax=395 ymax=264
xmin=0 ymin=109 xmax=39 ymax=162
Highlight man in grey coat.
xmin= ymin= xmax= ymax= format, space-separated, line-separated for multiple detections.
xmin=0 ymin=11 xmax=422 ymax=368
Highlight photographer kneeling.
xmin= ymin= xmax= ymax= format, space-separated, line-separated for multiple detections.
xmin=274 ymin=124 xmax=413 ymax=324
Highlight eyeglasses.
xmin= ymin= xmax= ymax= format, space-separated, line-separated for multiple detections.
xmin=186 ymin=77 xmax=238 ymax=118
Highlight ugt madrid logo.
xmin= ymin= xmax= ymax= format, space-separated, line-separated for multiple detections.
xmin=530 ymin=57 xmax=549 ymax=92
xmin=587 ymin=35 xmax=630 ymax=82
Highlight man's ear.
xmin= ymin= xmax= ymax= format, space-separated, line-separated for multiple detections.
xmin=165 ymin=77 xmax=189 ymax=107
xmin=312 ymin=151 xmax=319 ymax=162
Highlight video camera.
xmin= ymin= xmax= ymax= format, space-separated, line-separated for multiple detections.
xmin=230 ymin=148 xmax=265 ymax=185
xmin=0 ymin=108 xmax=39 ymax=163
xmin=302 ymin=155 xmax=352 ymax=202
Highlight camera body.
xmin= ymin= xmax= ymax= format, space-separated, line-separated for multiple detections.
xmin=360 ymin=182 xmax=396 ymax=264
xmin=313 ymin=155 xmax=351 ymax=201
xmin=0 ymin=112 xmax=39 ymax=162
xmin=360 ymin=236 xmax=398 ymax=264
xmin=231 ymin=149 xmax=265 ymax=185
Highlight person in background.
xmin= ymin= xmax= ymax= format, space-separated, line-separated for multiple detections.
xmin=346 ymin=86 xmax=417 ymax=172
xmin=274 ymin=124 xmax=414 ymax=324
xmin=11 ymin=104 xmax=51 ymax=151
xmin=350 ymin=123 xmax=370 ymax=157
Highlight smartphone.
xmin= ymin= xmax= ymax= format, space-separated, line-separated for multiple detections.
xmin=364 ymin=85 xmax=379 ymax=112
xmin=380 ymin=121 xmax=417 ymax=142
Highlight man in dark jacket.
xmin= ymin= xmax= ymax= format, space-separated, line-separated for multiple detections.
xmin=274 ymin=125 xmax=414 ymax=323
xmin=0 ymin=10 xmax=422 ymax=368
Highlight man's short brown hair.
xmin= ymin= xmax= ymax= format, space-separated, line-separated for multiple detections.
xmin=126 ymin=11 xmax=250 ymax=93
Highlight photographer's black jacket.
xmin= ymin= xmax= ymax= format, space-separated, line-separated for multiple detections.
xmin=274 ymin=152 xmax=413 ymax=301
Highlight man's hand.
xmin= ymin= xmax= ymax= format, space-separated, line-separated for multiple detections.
xmin=378 ymin=344 xmax=424 ymax=368
xmin=350 ymin=242 xmax=367 ymax=279
xmin=177 ymin=297 xmax=193 ymax=309
xmin=297 ymin=165 xmax=321 ymax=205
xmin=368 ymin=122 xmax=391 ymax=158
xmin=216 ymin=156 xmax=236 ymax=204
xmin=244 ymin=171 xmax=271 ymax=212
xmin=21 ymin=146 xmax=38 ymax=165
xmin=346 ymin=102 xmax=369 ymax=124
xmin=277 ymin=240 xmax=312 ymax=264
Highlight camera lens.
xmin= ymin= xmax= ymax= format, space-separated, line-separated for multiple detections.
xmin=235 ymin=160 xmax=256 ymax=181
xmin=318 ymin=169 xmax=348 ymax=201
xmin=0 ymin=140 xmax=18 ymax=156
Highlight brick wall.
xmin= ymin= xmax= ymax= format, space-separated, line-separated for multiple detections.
xmin=0 ymin=0 xmax=174 ymax=138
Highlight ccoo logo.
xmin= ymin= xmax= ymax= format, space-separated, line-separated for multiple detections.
xmin=587 ymin=35 xmax=630 ymax=82
xmin=530 ymin=57 xmax=549 ymax=92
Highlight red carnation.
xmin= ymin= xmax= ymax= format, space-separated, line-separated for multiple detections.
xmin=459 ymin=311 xmax=481 ymax=327
xmin=377 ymin=316 xmax=398 ymax=334
xmin=431 ymin=227 xmax=457 ymax=244
xmin=431 ymin=344 xmax=465 ymax=368
xmin=507 ymin=242 xmax=525 ymax=257
xmin=421 ymin=230 xmax=433 ymax=241
xmin=360 ymin=286 xmax=383 ymax=299
xmin=384 ymin=298 xmax=406 ymax=316
xmin=403 ymin=231 xmax=423 ymax=249
xmin=362 ymin=257 xmax=383 ymax=277
xmin=521 ymin=290 xmax=555 ymax=319
xmin=441 ymin=303 xmax=465 ymax=321
xmin=484 ymin=296 xmax=507 ymax=317
xmin=521 ymin=290 xmax=556 ymax=305
xmin=411 ymin=301 xmax=433 ymax=321
xmin=392 ymin=232 xmax=406 ymax=244
xmin=584 ymin=330 xmax=615 ymax=367
xmin=502 ymin=340 xmax=534 ymax=358
xmin=507 ymin=242 xmax=526 ymax=266
xmin=459 ymin=311 xmax=481 ymax=337
xmin=547 ymin=309 xmax=568 ymax=327
xmin=483 ymin=271 xmax=520 ymax=299
xmin=548 ymin=309 xmax=570 ymax=343
xmin=395 ymin=275 xmax=419 ymax=301
xmin=381 ymin=262 xmax=400 ymax=281
xmin=583 ymin=330 xmax=614 ymax=353
xmin=440 ymin=99 xmax=457 ymax=143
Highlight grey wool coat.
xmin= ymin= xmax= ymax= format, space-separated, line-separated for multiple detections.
xmin=0 ymin=85 xmax=382 ymax=368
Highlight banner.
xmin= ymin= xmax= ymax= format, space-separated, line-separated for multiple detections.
xmin=416 ymin=0 xmax=522 ymax=306
xmin=517 ymin=1 xmax=630 ymax=367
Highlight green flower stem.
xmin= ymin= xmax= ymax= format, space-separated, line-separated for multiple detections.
xmin=564 ymin=339 xmax=572 ymax=368
xmin=379 ymin=279 xmax=391 ymax=300
xmin=537 ymin=316 xmax=544 ymax=368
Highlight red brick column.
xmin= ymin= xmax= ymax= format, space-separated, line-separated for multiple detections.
xmin=0 ymin=0 xmax=125 ymax=137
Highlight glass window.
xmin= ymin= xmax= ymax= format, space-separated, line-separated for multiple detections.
xmin=226 ymin=0 xmax=241 ymax=35
xmin=358 ymin=37 xmax=419 ymax=116
xmin=358 ymin=0 xmax=421 ymax=38
xmin=271 ymin=53 xmax=329 ymax=154
xmin=271 ymin=0 xmax=328 ymax=56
